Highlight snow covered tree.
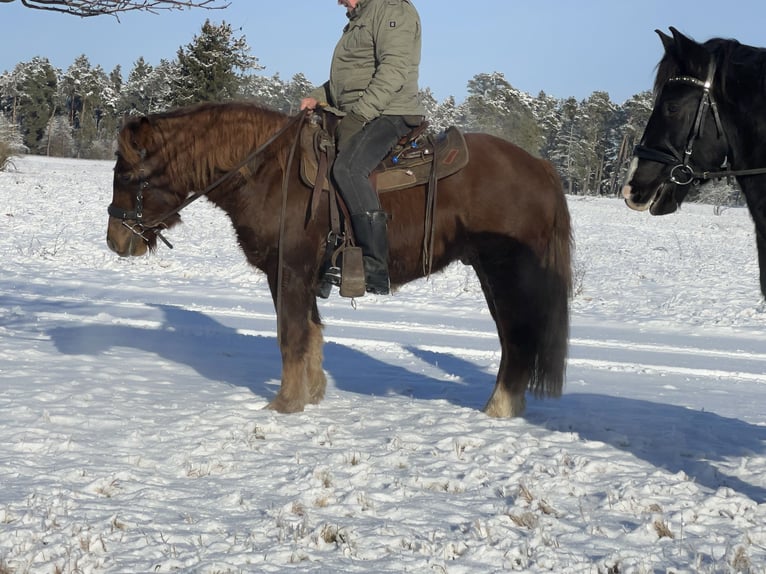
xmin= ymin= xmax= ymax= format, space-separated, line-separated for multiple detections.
xmin=531 ymin=90 xmax=563 ymax=160
xmin=547 ymin=97 xmax=583 ymax=195
xmin=59 ymin=55 xmax=115 ymax=157
xmin=463 ymin=72 xmax=542 ymax=155
xmin=0 ymin=113 xmax=25 ymax=170
xmin=2 ymin=58 xmax=58 ymax=153
xmin=0 ymin=113 xmax=24 ymax=152
xmin=280 ymin=73 xmax=314 ymax=115
xmin=172 ymin=19 xmax=259 ymax=105
xmin=42 ymin=115 xmax=75 ymax=157
xmin=575 ymin=91 xmax=618 ymax=195
xmin=419 ymin=87 xmax=464 ymax=133
xmin=239 ymin=71 xmax=311 ymax=114
xmin=118 ymin=57 xmax=181 ymax=116
xmin=429 ymin=95 xmax=464 ymax=134
xmin=240 ymin=73 xmax=284 ymax=108
xmin=610 ymin=91 xmax=653 ymax=195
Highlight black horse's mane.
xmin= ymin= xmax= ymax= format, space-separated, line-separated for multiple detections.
xmin=655 ymin=36 xmax=766 ymax=104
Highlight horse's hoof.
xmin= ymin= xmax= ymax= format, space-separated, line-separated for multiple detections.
xmin=484 ymin=393 xmax=526 ymax=418
xmin=265 ymin=396 xmax=306 ymax=414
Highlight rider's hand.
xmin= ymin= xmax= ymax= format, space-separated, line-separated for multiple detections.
xmin=300 ymin=97 xmax=319 ymax=111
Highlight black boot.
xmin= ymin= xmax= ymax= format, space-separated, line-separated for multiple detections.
xmin=350 ymin=210 xmax=391 ymax=295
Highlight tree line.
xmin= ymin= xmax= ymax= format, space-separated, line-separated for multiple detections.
xmin=0 ymin=19 xmax=741 ymax=203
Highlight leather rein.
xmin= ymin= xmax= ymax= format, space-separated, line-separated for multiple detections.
xmin=108 ymin=112 xmax=306 ymax=249
xmin=632 ymin=61 xmax=766 ymax=184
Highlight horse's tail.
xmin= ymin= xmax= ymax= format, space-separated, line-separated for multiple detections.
xmin=530 ymin=162 xmax=573 ymax=398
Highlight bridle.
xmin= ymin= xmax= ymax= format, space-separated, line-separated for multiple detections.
xmin=107 ymin=112 xmax=306 ymax=249
xmin=633 ymin=61 xmax=727 ymax=185
xmin=633 ymin=60 xmax=766 ymax=185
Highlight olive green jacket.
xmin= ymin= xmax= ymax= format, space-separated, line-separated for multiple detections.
xmin=310 ymin=0 xmax=425 ymax=121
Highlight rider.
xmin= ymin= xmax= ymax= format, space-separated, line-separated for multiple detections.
xmin=301 ymin=0 xmax=425 ymax=295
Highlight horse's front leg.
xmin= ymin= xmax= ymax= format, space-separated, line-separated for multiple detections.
xmin=305 ymin=300 xmax=327 ymax=405
xmin=266 ymin=268 xmax=326 ymax=413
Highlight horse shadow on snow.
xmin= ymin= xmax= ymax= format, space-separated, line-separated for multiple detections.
xmin=47 ymin=304 xmax=766 ymax=503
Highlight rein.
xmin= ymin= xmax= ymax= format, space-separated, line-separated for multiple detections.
xmin=108 ymin=112 xmax=306 ymax=248
xmin=633 ymin=61 xmax=766 ymax=184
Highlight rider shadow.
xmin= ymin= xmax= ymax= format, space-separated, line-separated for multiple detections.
xmin=325 ymin=343 xmax=491 ymax=411
xmin=530 ymin=393 xmax=766 ymax=503
xmin=48 ymin=303 xmax=281 ymax=398
xmin=402 ymin=343 xmax=766 ymax=504
xmin=47 ymin=303 xmax=485 ymax=408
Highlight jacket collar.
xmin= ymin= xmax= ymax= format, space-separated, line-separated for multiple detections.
xmin=347 ymin=0 xmax=368 ymax=20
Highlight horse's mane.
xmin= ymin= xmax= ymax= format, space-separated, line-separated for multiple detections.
xmin=117 ymin=101 xmax=291 ymax=190
xmin=655 ymin=36 xmax=766 ymax=105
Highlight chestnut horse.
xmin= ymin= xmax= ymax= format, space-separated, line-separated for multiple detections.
xmin=106 ymin=102 xmax=572 ymax=417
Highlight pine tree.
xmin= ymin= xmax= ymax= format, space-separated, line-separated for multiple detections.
xmin=463 ymin=72 xmax=542 ymax=155
xmin=42 ymin=116 xmax=75 ymax=157
xmin=6 ymin=58 xmax=58 ymax=153
xmin=547 ymin=97 xmax=583 ymax=195
xmin=173 ymin=19 xmax=259 ymax=105
xmin=281 ymin=73 xmax=315 ymax=115
xmin=419 ymin=88 xmax=463 ymax=133
xmin=119 ymin=57 xmax=154 ymax=115
xmin=611 ymin=91 xmax=653 ymax=194
xmin=59 ymin=55 xmax=114 ymax=158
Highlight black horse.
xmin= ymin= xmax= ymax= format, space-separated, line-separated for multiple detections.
xmin=623 ymin=27 xmax=766 ymax=299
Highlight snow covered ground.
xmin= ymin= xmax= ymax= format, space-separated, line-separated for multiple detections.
xmin=1 ymin=155 xmax=765 ymax=573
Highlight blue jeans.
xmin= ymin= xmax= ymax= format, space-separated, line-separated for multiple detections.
xmin=332 ymin=115 xmax=411 ymax=216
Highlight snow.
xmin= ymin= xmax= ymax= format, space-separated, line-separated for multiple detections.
xmin=1 ymin=155 xmax=765 ymax=573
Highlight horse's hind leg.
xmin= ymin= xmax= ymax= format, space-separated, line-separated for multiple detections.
xmin=472 ymin=245 xmax=540 ymax=418
xmin=484 ymin=354 xmax=527 ymax=418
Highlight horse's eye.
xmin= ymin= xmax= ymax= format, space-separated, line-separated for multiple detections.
xmin=663 ymin=101 xmax=681 ymax=116
xmin=116 ymin=172 xmax=132 ymax=185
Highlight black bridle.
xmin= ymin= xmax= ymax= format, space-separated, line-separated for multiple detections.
xmin=107 ymin=112 xmax=305 ymax=249
xmin=633 ymin=60 xmax=766 ymax=185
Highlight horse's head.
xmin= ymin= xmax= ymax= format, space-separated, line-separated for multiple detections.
xmin=622 ymin=27 xmax=729 ymax=215
xmin=106 ymin=116 xmax=184 ymax=257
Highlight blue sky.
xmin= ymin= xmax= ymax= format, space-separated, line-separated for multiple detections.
xmin=3 ymin=0 xmax=766 ymax=104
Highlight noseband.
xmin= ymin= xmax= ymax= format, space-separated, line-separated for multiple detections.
xmin=633 ymin=61 xmax=727 ymax=185
xmin=107 ymin=159 xmax=175 ymax=248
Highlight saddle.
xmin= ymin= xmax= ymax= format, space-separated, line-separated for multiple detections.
xmin=299 ymin=113 xmax=469 ymax=195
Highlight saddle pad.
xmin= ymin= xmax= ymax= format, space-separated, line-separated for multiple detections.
xmin=300 ymin=124 xmax=469 ymax=194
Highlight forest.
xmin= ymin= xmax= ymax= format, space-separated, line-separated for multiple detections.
xmin=0 ymin=19 xmax=739 ymax=204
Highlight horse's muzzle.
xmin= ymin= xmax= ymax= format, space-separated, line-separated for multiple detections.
xmin=106 ymin=218 xmax=149 ymax=257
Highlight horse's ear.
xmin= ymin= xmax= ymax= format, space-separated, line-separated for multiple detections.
xmin=669 ymin=26 xmax=697 ymax=50
xmin=116 ymin=115 xmax=152 ymax=163
xmin=668 ymin=27 xmax=708 ymax=67
xmin=656 ymin=28 xmax=675 ymax=55
xmin=129 ymin=116 xmax=153 ymax=153
xmin=657 ymin=27 xmax=708 ymax=77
